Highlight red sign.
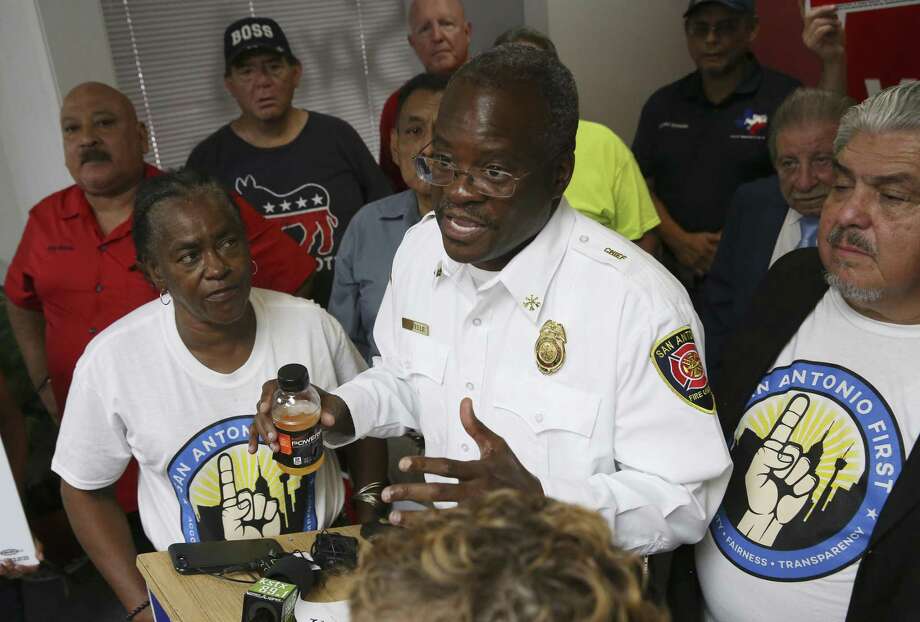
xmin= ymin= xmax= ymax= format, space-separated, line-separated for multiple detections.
xmin=808 ymin=0 xmax=920 ymax=9
xmin=844 ymin=5 xmax=920 ymax=100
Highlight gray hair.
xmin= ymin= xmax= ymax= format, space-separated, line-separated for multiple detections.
xmin=825 ymin=272 xmax=882 ymax=304
xmin=449 ymin=43 xmax=579 ymax=160
xmin=767 ymin=88 xmax=853 ymax=162
xmin=133 ymin=167 xmax=243 ymax=264
xmin=835 ymin=81 xmax=920 ymax=154
xmin=824 ymin=225 xmax=882 ymax=303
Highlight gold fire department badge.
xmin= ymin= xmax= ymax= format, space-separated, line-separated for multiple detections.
xmin=535 ymin=320 xmax=567 ymax=375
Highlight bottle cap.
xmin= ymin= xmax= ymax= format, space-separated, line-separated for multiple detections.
xmin=277 ymin=363 xmax=309 ymax=392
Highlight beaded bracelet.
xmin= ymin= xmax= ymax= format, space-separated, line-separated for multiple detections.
xmin=125 ymin=599 xmax=150 ymax=621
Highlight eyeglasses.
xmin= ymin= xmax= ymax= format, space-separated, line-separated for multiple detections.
xmin=414 ymin=154 xmax=529 ymax=199
xmin=685 ymin=18 xmax=743 ymax=39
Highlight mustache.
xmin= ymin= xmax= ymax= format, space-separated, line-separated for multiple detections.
xmin=790 ymin=184 xmax=830 ymax=203
xmin=434 ymin=198 xmax=493 ymax=227
xmin=80 ymin=148 xmax=111 ymax=164
xmin=827 ymin=226 xmax=877 ymax=256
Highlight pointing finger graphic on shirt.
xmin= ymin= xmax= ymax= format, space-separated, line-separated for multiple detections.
xmin=738 ymin=393 xmax=819 ymax=546
xmin=219 ymin=453 xmax=239 ymax=509
xmin=218 ymin=453 xmax=282 ymax=540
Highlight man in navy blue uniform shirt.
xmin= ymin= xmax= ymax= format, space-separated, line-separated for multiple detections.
xmin=632 ymin=0 xmax=846 ymax=293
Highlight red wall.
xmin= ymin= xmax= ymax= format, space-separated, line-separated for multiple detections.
xmin=751 ymin=1 xmax=823 ymax=87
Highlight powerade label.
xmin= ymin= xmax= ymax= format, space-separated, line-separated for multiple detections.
xmin=274 ymin=424 xmax=324 ymax=469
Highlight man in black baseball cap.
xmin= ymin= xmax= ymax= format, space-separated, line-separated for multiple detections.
xmin=631 ymin=0 xmax=846 ymax=301
xmin=186 ymin=16 xmax=391 ymax=523
xmin=186 ymin=16 xmax=391 ymax=310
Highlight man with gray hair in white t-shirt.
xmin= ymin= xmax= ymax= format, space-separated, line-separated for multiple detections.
xmin=689 ymin=80 xmax=920 ymax=622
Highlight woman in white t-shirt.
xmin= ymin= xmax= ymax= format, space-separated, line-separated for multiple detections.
xmin=52 ymin=169 xmax=370 ymax=621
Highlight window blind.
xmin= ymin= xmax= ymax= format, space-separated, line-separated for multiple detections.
xmin=101 ymin=0 xmax=415 ymax=169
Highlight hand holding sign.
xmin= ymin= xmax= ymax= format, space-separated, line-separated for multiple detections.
xmin=801 ymin=1 xmax=846 ymax=65
xmin=738 ymin=394 xmax=819 ymax=546
xmin=219 ymin=453 xmax=281 ymax=540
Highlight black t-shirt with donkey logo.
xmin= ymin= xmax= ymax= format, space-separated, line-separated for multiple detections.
xmin=187 ymin=111 xmax=392 ymax=307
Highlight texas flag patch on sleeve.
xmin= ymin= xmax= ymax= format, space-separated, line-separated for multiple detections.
xmin=650 ymin=326 xmax=715 ymax=414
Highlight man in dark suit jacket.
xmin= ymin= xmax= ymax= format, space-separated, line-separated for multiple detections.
xmin=702 ymin=88 xmax=851 ymax=377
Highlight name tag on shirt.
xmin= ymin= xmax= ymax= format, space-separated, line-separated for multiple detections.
xmin=401 ymin=318 xmax=430 ymax=336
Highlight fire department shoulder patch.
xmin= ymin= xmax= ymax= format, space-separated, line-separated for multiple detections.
xmin=651 ymin=326 xmax=715 ymax=414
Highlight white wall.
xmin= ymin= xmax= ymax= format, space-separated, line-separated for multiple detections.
xmin=0 ymin=1 xmax=117 ymax=278
xmin=0 ymin=1 xmax=73 ymax=278
xmin=37 ymin=0 xmax=118 ymax=95
xmin=533 ymin=0 xmax=694 ymax=144
xmin=465 ymin=0 xmax=525 ymax=57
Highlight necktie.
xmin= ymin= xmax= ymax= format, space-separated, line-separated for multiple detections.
xmin=798 ymin=216 xmax=820 ymax=249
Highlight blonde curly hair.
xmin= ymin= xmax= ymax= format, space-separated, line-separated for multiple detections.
xmin=349 ymin=490 xmax=667 ymax=622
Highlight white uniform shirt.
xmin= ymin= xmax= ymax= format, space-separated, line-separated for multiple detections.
xmin=332 ymin=200 xmax=732 ymax=554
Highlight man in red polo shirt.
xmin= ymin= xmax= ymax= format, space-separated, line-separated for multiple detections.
xmin=4 ymin=82 xmax=315 ymax=524
xmin=379 ymin=0 xmax=471 ymax=191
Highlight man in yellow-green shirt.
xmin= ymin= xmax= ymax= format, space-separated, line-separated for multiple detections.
xmin=565 ymin=120 xmax=660 ymax=253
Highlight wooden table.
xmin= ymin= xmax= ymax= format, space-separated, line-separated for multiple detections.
xmin=137 ymin=526 xmax=362 ymax=622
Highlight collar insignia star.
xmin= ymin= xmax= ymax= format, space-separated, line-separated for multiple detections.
xmin=523 ymin=295 xmax=541 ymax=311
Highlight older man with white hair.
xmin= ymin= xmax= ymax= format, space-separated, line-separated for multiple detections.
xmin=689 ymin=81 xmax=920 ymax=622
xmin=379 ymin=0 xmax=471 ymax=191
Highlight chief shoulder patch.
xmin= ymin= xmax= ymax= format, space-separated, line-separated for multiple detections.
xmin=651 ymin=327 xmax=715 ymax=414
xmin=571 ymin=236 xmax=632 ymax=271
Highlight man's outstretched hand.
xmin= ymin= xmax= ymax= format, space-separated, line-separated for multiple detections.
xmin=248 ymin=380 xmax=354 ymax=454
xmin=382 ymin=398 xmax=544 ymax=524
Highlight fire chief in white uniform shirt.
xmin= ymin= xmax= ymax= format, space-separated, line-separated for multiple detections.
xmin=251 ymin=44 xmax=731 ymax=554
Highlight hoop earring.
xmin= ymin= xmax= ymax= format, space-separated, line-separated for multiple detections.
xmin=251 ymin=259 xmax=259 ymax=276
xmin=159 ymin=289 xmax=171 ymax=305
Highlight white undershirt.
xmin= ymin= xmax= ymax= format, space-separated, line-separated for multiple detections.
xmin=769 ymin=208 xmax=805 ymax=267
xmin=466 ymin=264 xmax=500 ymax=288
